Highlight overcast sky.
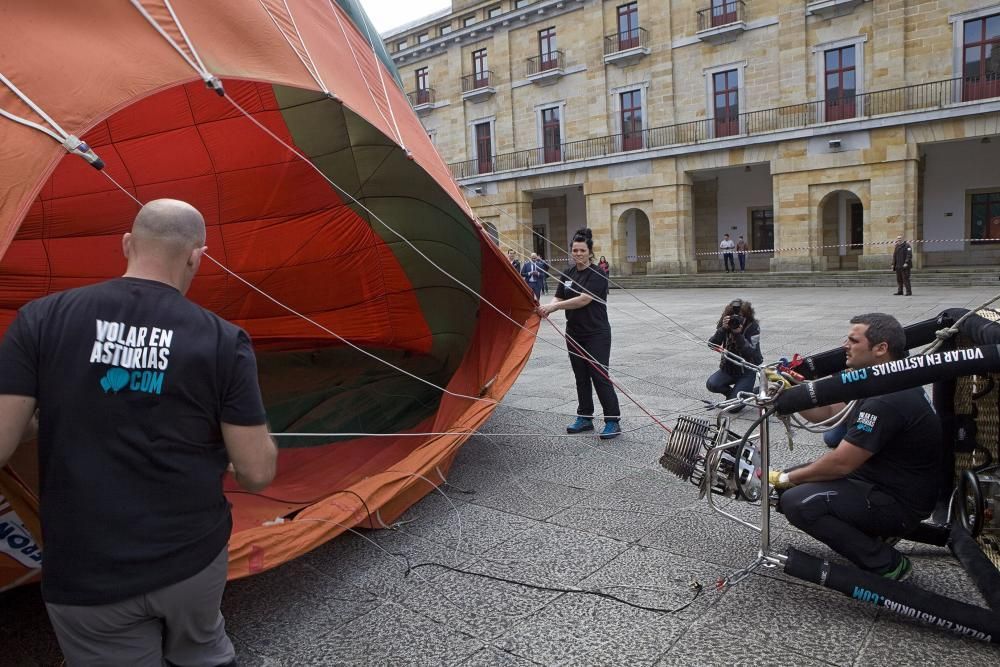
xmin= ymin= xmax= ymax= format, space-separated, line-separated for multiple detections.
xmin=361 ymin=0 xmax=451 ymax=34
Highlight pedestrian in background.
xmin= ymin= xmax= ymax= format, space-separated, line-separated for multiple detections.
xmin=719 ymin=234 xmax=736 ymax=273
xmin=891 ymin=235 xmax=913 ymax=296
xmin=735 ymin=236 xmax=749 ymax=272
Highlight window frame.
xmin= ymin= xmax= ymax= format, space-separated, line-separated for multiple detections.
xmin=487 ymin=4 xmax=503 ymax=19
xmin=538 ymin=27 xmax=557 ymax=69
xmin=620 ymin=89 xmax=644 ymax=151
xmin=824 ymin=45 xmax=857 ymax=121
xmin=472 ymin=48 xmax=489 ymax=87
xmin=749 ymin=207 xmax=775 ymax=252
xmin=617 ymin=2 xmax=639 ymax=50
xmin=969 ymin=189 xmax=1000 ymax=243
xmin=712 ymin=69 xmax=740 ymax=138
xmin=541 ymin=105 xmax=563 ymax=163
xmin=472 ymin=120 xmax=495 ymax=175
xmin=812 ymin=36 xmax=866 ymax=110
xmin=961 ymin=14 xmax=1000 ymax=101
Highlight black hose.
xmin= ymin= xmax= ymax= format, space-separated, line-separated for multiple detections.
xmin=784 ymin=547 xmax=1000 ymax=644
xmin=949 ymin=524 xmax=1000 ymax=612
xmin=776 ymin=345 xmax=1000 ymax=414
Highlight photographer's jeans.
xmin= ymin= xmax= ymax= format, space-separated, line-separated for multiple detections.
xmin=706 ymin=367 xmax=756 ymax=400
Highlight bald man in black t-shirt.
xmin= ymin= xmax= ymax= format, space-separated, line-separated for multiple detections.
xmin=0 ymin=199 xmax=278 ymax=666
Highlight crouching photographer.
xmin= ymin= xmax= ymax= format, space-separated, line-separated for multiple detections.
xmin=706 ymin=299 xmax=762 ymax=412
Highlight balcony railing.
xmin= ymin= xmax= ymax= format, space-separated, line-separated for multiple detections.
xmin=448 ymin=76 xmax=999 ymax=180
xmin=462 ymin=71 xmax=494 ymax=92
xmin=604 ymin=27 xmax=648 ymax=56
xmin=526 ymin=51 xmax=563 ymax=76
xmin=406 ymin=88 xmax=435 ymax=106
xmin=697 ymin=1 xmax=746 ymax=30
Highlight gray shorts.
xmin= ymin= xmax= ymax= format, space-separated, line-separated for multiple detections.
xmin=45 ymin=546 xmax=234 ymax=667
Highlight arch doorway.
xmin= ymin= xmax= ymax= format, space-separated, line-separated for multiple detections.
xmin=819 ymin=190 xmax=863 ymax=270
xmin=482 ymin=221 xmax=500 ymax=247
xmin=619 ymin=208 xmax=651 ymax=275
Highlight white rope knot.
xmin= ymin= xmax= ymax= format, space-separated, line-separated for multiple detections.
xmin=935 ymin=327 xmax=958 ymax=341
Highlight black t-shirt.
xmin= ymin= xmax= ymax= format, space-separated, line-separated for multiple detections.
xmin=0 ymin=278 xmax=267 ymax=604
xmin=554 ymin=264 xmax=610 ymax=336
xmin=843 ymin=387 xmax=942 ymax=516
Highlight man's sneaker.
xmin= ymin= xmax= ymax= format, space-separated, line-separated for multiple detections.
xmin=881 ymin=555 xmax=912 ymax=582
xmin=566 ymin=417 xmax=594 ymax=434
xmin=599 ymin=421 xmax=622 ymax=440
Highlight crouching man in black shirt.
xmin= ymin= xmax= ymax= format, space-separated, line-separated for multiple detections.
xmin=771 ymin=313 xmax=942 ymax=581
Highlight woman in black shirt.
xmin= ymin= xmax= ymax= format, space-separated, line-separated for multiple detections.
xmin=536 ymin=229 xmax=621 ymax=439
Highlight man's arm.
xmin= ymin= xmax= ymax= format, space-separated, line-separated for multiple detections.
xmin=797 ymin=402 xmax=848 ymax=424
xmin=785 ymin=440 xmax=872 ymax=484
xmin=222 ymin=422 xmax=277 ymax=492
xmin=0 ymin=395 xmax=38 ymax=468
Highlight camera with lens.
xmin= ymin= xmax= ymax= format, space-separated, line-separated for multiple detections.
xmin=726 ymin=300 xmax=744 ymax=330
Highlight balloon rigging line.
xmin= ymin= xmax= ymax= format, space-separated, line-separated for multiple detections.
xmin=461 ymin=184 xmax=706 ymax=344
xmin=352 ymin=0 xmax=408 ymax=153
xmin=326 ymin=0 xmax=399 ymax=146
xmin=488 ymin=229 xmax=707 ymax=348
xmin=231 ymin=480 xmax=706 ymax=617
xmin=489 ymin=229 xmax=754 ymax=375
xmin=245 ymin=489 xmax=706 ymax=618
xmin=256 ymin=0 xmax=330 ymax=94
xmin=0 ymin=71 xmax=71 ymax=141
xmin=212 ymin=94 xmax=682 ymax=431
xmin=127 ymin=0 xmax=221 ymax=92
xmin=99 ymin=167 xmax=707 ymax=435
xmin=97 ymin=173 xmax=501 ymax=408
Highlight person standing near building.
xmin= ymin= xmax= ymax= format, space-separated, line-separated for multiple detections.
xmin=719 ymin=233 xmax=736 ymax=273
xmin=891 ymin=235 xmax=913 ymax=296
xmin=0 ymin=199 xmax=277 ymax=666
xmin=521 ymin=252 xmax=545 ymax=299
xmin=735 ymin=236 xmax=749 ymax=272
xmin=538 ymin=255 xmax=549 ymax=295
xmin=507 ymin=248 xmax=521 ymax=273
xmin=536 ymin=228 xmax=621 ymax=440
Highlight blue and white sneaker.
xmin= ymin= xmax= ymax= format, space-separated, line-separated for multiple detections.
xmin=566 ymin=417 xmax=594 ymax=434
xmin=599 ymin=421 xmax=622 ymax=440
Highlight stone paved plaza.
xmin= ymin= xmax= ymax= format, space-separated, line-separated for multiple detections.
xmin=4 ymin=282 xmax=1000 ymax=665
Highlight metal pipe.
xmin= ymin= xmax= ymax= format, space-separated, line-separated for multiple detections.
xmin=757 ymin=366 xmax=771 ymax=558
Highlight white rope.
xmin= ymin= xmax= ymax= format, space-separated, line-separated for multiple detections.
xmin=256 ymin=0 xmax=330 ymax=94
xmin=128 ymin=0 xmax=221 ymax=91
xmin=325 ymin=0 xmax=396 ymax=141
xmin=0 ymin=107 xmax=62 ymax=143
xmin=214 ymin=93 xmax=682 ymax=425
xmin=0 ymin=71 xmax=70 ymax=138
xmin=355 ymin=5 xmax=407 ymax=154
xmin=96 ymin=170 xmax=497 ymax=407
xmin=203 ymin=254 xmax=499 ymax=406
xmin=0 ymin=71 xmax=104 ymax=167
xmin=463 ymin=185 xmax=707 ymax=347
xmin=920 ymin=292 xmax=1000 ymax=354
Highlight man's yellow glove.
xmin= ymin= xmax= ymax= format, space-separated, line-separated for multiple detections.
xmin=768 ymin=470 xmax=795 ymax=489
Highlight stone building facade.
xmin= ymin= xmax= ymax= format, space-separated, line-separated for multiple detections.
xmin=385 ymin=0 xmax=1000 ymax=274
